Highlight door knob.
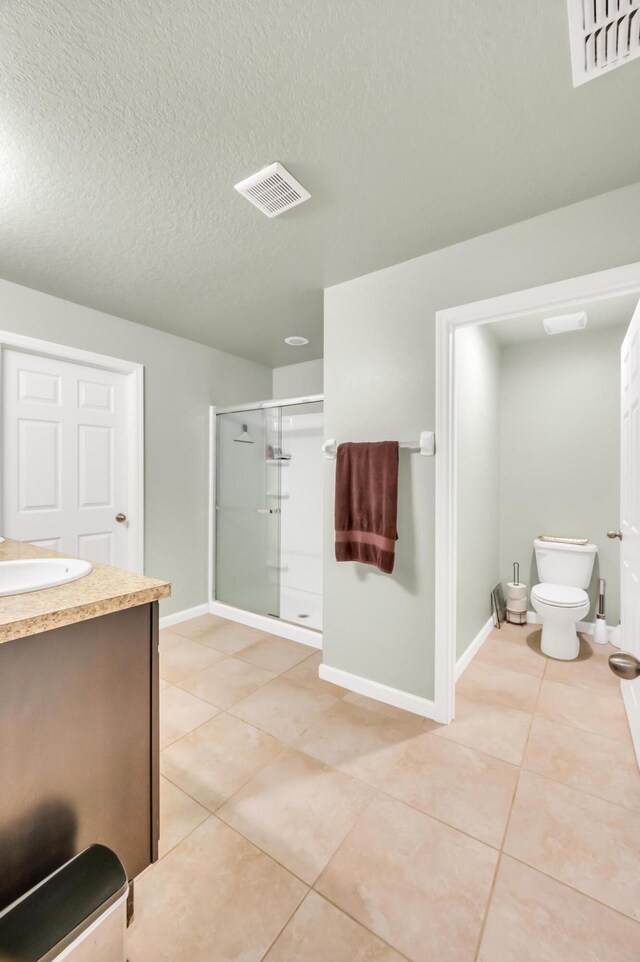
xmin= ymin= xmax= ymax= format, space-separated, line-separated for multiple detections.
xmin=608 ymin=652 xmax=640 ymax=680
xmin=607 ymin=530 xmax=623 ymax=540
xmin=115 ymin=513 xmax=127 ymax=523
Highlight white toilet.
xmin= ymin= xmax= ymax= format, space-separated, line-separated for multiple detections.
xmin=530 ymin=538 xmax=597 ymax=660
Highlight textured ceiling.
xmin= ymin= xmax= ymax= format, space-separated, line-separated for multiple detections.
xmin=1 ymin=2 xmax=639 ymax=367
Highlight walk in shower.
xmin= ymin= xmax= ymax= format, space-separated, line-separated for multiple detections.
xmin=212 ymin=395 xmax=323 ymax=631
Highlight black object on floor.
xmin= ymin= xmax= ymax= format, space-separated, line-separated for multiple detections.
xmin=0 ymin=844 xmax=127 ymax=961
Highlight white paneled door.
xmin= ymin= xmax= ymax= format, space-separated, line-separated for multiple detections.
xmin=619 ymin=298 xmax=640 ymax=764
xmin=1 ymin=347 xmax=135 ymax=569
xmin=620 ymin=301 xmax=640 ymax=657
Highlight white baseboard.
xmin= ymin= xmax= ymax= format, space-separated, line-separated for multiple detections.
xmin=319 ymin=663 xmax=444 ymax=722
xmin=159 ymin=603 xmax=210 ymax=630
xmin=455 ymin=616 xmax=494 ymax=681
xmin=621 ymin=680 xmax=640 ymax=771
xmin=610 ymin=623 xmax=623 ymax=647
xmin=209 ymin=601 xmax=322 ymax=649
xmin=526 ymin=610 xmax=618 ymax=642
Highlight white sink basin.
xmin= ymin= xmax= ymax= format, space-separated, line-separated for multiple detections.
xmin=0 ymin=558 xmax=93 ymax=597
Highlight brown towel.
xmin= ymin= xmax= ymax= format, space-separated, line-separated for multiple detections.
xmin=334 ymin=441 xmax=399 ymax=574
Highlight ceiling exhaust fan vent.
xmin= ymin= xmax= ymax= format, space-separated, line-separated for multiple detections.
xmin=234 ymin=163 xmax=310 ymax=218
xmin=567 ymin=0 xmax=640 ymax=86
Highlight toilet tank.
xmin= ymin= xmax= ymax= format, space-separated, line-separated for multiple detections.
xmin=533 ymin=538 xmax=597 ymax=588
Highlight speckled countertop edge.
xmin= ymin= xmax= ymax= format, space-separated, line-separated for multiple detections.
xmin=0 ymin=539 xmax=171 ymax=644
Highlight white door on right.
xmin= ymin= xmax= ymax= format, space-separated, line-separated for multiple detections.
xmin=618 ymin=296 xmax=640 ymax=762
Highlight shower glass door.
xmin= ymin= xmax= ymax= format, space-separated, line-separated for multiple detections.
xmin=216 ymin=407 xmax=282 ymax=617
xmin=279 ymin=402 xmax=324 ymax=629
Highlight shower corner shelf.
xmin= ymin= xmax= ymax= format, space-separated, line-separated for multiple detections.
xmin=265 ymin=458 xmax=291 ymax=465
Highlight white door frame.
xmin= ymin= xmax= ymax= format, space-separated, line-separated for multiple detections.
xmin=0 ymin=330 xmax=145 ymax=573
xmin=434 ymin=261 xmax=640 ymax=725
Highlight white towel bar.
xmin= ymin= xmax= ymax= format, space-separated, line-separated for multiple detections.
xmin=322 ymin=431 xmax=435 ymax=459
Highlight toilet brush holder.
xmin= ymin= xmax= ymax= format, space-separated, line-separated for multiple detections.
xmin=593 ymin=578 xmax=607 ymax=645
xmin=594 ymin=616 xmax=607 ymax=645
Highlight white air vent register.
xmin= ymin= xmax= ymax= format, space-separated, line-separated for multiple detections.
xmin=567 ymin=0 xmax=640 ymax=85
xmin=235 ymin=163 xmax=310 ymax=217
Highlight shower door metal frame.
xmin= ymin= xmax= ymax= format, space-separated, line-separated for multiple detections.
xmin=214 ymin=394 xmax=323 ymax=415
xmin=208 ymin=394 xmax=323 ymax=648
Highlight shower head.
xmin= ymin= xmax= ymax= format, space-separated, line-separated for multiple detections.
xmin=233 ymin=424 xmax=254 ymax=444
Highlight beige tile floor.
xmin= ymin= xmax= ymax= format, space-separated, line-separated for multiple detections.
xmin=128 ymin=616 xmax=640 ymax=962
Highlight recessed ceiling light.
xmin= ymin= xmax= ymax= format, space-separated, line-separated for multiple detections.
xmin=543 ymin=312 xmax=588 ymax=336
xmin=284 ymin=336 xmax=309 ymax=347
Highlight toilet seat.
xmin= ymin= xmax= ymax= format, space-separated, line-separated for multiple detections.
xmin=531 ymin=583 xmax=588 ymax=608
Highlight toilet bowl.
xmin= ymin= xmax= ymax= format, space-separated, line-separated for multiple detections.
xmin=530 ymin=583 xmax=590 ymax=660
xmin=531 ymin=538 xmax=597 ymax=661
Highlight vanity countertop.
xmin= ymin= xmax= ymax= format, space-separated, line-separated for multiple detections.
xmin=0 ymin=538 xmax=171 ymax=644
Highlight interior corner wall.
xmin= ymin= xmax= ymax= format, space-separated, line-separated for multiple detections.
xmin=499 ymin=323 xmax=625 ymax=625
xmin=455 ymin=324 xmax=500 ymax=658
xmin=272 ymin=358 xmax=324 ymax=398
xmin=323 ymin=180 xmax=640 ymax=703
xmin=0 ymin=278 xmax=272 ymax=616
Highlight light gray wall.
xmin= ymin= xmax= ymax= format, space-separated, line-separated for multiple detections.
xmin=324 ymin=181 xmax=640 ymax=702
xmin=499 ymin=324 xmax=625 ymax=625
xmin=272 ymin=358 xmax=324 ymax=398
xmin=0 ymin=278 xmax=272 ymax=615
xmin=455 ymin=324 xmax=501 ymax=658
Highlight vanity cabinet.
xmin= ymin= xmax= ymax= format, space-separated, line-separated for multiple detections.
xmin=0 ymin=602 xmax=159 ymax=912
